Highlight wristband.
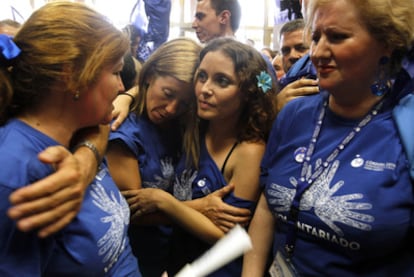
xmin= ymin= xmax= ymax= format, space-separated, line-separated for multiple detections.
xmin=118 ymin=91 xmax=136 ymax=110
xmin=72 ymin=140 xmax=101 ymax=167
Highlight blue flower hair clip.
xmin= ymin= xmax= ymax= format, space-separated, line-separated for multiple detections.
xmin=0 ymin=34 xmax=21 ymax=61
xmin=256 ymin=71 xmax=272 ymax=93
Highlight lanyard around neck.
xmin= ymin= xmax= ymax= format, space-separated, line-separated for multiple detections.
xmin=284 ymin=95 xmax=386 ymax=258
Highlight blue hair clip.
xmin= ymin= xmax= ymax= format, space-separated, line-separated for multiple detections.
xmin=0 ymin=34 xmax=21 ymax=61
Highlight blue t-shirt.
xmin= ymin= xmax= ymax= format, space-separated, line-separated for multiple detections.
xmin=278 ymin=53 xmax=317 ymax=89
xmin=0 ymin=119 xmax=140 ymax=277
xmin=261 ymin=93 xmax=414 ymax=276
xmin=109 ymin=113 xmax=181 ymax=277
xmin=170 ymin=137 xmax=256 ymax=277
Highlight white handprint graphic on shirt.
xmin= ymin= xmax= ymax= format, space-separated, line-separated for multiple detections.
xmin=267 ymin=159 xmax=374 ymax=235
xmin=91 ymin=181 xmax=129 ymax=270
xmin=143 ymin=157 xmax=175 ymax=190
xmin=174 ymin=168 xmax=198 ymax=200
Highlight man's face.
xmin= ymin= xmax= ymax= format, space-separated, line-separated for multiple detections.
xmin=280 ymin=29 xmax=309 ymax=72
xmin=192 ymin=0 xmax=223 ymax=43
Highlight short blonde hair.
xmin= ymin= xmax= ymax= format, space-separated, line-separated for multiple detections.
xmin=307 ymin=0 xmax=414 ymax=74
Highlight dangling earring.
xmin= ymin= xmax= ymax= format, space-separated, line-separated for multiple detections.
xmin=73 ymin=90 xmax=80 ymax=100
xmin=371 ymin=56 xmax=390 ymax=96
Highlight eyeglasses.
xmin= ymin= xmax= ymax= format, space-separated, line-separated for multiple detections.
xmin=281 ymin=44 xmax=309 ymax=56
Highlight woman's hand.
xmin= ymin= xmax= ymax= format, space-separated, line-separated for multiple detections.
xmin=200 ymin=184 xmax=252 ymax=233
xmin=276 ymin=78 xmax=319 ymax=113
xmin=123 ymin=188 xmax=165 ymax=220
xmin=111 ymin=86 xmax=138 ymax=131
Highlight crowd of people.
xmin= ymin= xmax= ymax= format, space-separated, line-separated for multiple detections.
xmin=1 ymin=0 xmax=413 ymax=276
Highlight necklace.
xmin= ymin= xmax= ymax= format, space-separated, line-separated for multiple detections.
xmin=284 ymin=94 xmax=386 ymax=258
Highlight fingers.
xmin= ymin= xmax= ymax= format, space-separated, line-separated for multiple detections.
xmin=37 ymin=212 xmax=78 ymax=238
xmin=277 ymin=80 xmax=319 ymax=113
xmin=111 ymin=114 xmax=125 ymax=131
xmin=122 ymin=190 xmax=140 ymax=201
xmin=217 ymin=222 xmax=233 ymax=233
xmin=212 ymin=183 xmax=235 ymax=197
xmin=220 ymin=201 xmax=251 ymax=216
xmin=130 ymin=205 xmax=154 ymax=222
xmin=122 ymin=192 xmax=147 ymax=212
xmin=214 ymin=204 xmax=251 ymax=230
xmin=128 ymin=200 xmax=141 ymax=213
xmin=290 ymin=78 xmax=318 ymax=88
xmin=216 ymin=207 xmax=251 ymax=223
xmin=7 ymin=145 xmax=84 ymax=237
xmin=37 ymin=145 xmax=72 ymax=164
xmin=9 ymin=146 xmax=80 ymax=206
xmin=111 ymin=108 xmax=129 ymax=131
xmin=297 ymin=79 xmax=320 ymax=95
xmin=127 ymin=196 xmax=157 ymax=216
xmin=8 ymin=182 xmax=82 ymax=219
xmin=215 ymin=214 xmax=250 ymax=233
xmin=131 ymin=208 xmax=146 ymax=218
xmin=284 ymin=78 xmax=316 ymax=90
xmin=9 ymin=158 xmax=81 ymax=208
xmin=13 ymin=197 xmax=80 ymax=237
xmin=111 ymin=94 xmax=131 ymax=130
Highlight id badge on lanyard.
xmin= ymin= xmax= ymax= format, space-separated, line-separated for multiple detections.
xmin=269 ymin=250 xmax=299 ymax=277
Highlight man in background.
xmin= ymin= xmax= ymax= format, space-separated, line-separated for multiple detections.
xmin=276 ymin=0 xmax=319 ymax=112
xmin=278 ymin=18 xmax=308 ymax=74
xmin=192 ymin=0 xmax=241 ymax=43
xmin=192 ymin=0 xmax=278 ymax=81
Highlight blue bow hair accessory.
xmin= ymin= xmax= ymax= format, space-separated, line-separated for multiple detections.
xmin=0 ymin=34 xmax=21 ymax=61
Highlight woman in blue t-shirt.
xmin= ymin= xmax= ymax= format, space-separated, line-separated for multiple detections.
xmin=106 ymin=38 xmax=203 ymax=277
xmin=126 ymin=37 xmax=277 ymax=276
xmin=0 ymin=2 xmax=141 ymax=276
xmin=243 ymin=0 xmax=414 ymax=276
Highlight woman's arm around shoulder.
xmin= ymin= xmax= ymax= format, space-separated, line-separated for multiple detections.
xmin=7 ymin=125 xmax=109 ymax=238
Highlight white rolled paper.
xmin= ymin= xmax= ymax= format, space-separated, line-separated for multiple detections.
xmin=175 ymin=224 xmax=252 ymax=277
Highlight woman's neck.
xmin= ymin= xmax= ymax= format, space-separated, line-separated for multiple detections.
xmin=206 ymin=117 xmax=239 ymax=142
xmin=205 ymin=121 xmax=239 ymax=168
xmin=18 ymin=109 xmax=77 ymax=147
xmin=328 ymin=93 xmax=385 ymax=119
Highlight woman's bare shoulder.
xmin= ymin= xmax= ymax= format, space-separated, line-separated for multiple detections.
xmin=236 ymin=140 xmax=266 ymax=157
